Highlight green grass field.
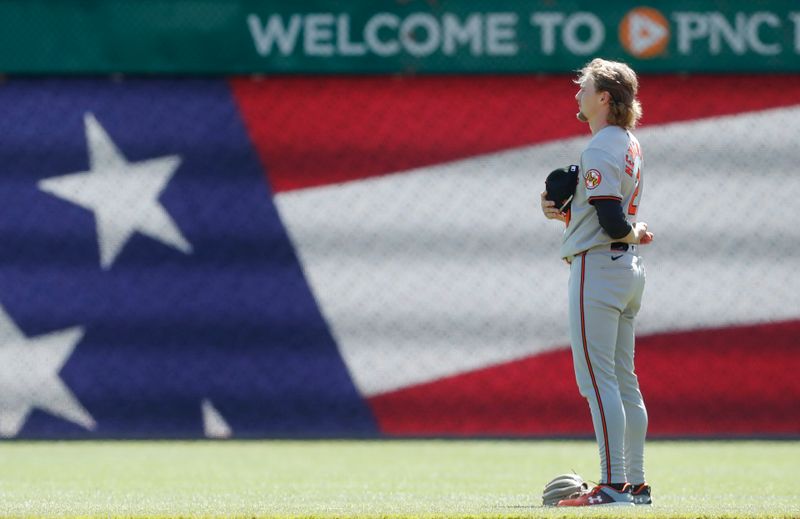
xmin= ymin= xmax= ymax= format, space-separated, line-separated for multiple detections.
xmin=1 ymin=440 xmax=798 ymax=518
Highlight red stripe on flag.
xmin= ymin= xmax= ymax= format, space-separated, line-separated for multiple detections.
xmin=230 ymin=75 xmax=800 ymax=193
xmin=368 ymin=320 xmax=800 ymax=436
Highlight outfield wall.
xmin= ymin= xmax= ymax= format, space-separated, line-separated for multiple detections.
xmin=1 ymin=75 xmax=798 ymax=439
xmin=0 ymin=0 xmax=797 ymax=441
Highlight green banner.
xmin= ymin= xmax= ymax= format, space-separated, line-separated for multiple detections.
xmin=0 ymin=0 xmax=798 ymax=73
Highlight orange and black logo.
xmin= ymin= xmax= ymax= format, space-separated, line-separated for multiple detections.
xmin=585 ymin=169 xmax=602 ymax=190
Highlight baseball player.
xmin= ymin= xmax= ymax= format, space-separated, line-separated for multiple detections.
xmin=540 ymin=58 xmax=654 ymax=507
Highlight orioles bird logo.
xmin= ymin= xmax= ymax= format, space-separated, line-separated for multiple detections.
xmin=585 ymin=169 xmax=602 ymax=189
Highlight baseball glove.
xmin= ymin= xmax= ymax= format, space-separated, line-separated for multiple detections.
xmin=545 ymin=165 xmax=580 ymax=212
xmin=541 ymin=473 xmax=590 ymax=507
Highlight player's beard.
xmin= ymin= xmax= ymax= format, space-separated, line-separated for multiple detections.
xmin=576 ymin=111 xmax=588 ymax=122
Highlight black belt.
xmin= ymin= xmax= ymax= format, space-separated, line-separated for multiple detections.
xmin=610 ymin=242 xmax=631 ymax=252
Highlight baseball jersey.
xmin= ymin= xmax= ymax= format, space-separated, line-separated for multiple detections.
xmin=560 ymin=125 xmax=643 ymax=260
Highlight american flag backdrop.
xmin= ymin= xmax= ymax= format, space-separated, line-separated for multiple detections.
xmin=1 ymin=76 xmax=798 ymax=439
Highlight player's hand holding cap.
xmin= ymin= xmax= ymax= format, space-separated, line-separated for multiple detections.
xmin=545 ymin=165 xmax=580 ymax=213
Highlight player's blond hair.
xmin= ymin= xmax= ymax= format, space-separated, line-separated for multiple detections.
xmin=576 ymin=58 xmax=642 ymax=129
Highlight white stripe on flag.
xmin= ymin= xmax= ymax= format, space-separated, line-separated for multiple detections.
xmin=276 ymin=105 xmax=800 ymax=396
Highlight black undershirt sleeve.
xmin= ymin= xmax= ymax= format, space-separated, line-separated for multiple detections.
xmin=591 ymin=199 xmax=633 ymax=240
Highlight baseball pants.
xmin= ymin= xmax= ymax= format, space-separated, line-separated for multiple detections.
xmin=568 ymin=247 xmax=648 ymax=485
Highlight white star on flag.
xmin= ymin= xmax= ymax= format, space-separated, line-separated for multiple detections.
xmin=202 ymin=399 xmax=232 ymax=439
xmin=0 ymin=306 xmax=95 ymax=437
xmin=38 ymin=112 xmax=192 ymax=269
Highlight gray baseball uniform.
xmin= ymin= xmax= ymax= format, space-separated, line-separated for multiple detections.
xmin=562 ymin=125 xmax=647 ymax=485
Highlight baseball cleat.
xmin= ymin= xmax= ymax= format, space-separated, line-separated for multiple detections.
xmin=557 ymin=484 xmax=635 ymax=507
xmin=631 ymin=483 xmax=652 ymax=505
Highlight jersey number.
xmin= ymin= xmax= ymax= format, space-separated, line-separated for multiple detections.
xmin=627 ymin=156 xmax=642 ymax=216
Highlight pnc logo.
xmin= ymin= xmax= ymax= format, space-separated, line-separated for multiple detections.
xmin=619 ymin=7 xmax=670 ymax=58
